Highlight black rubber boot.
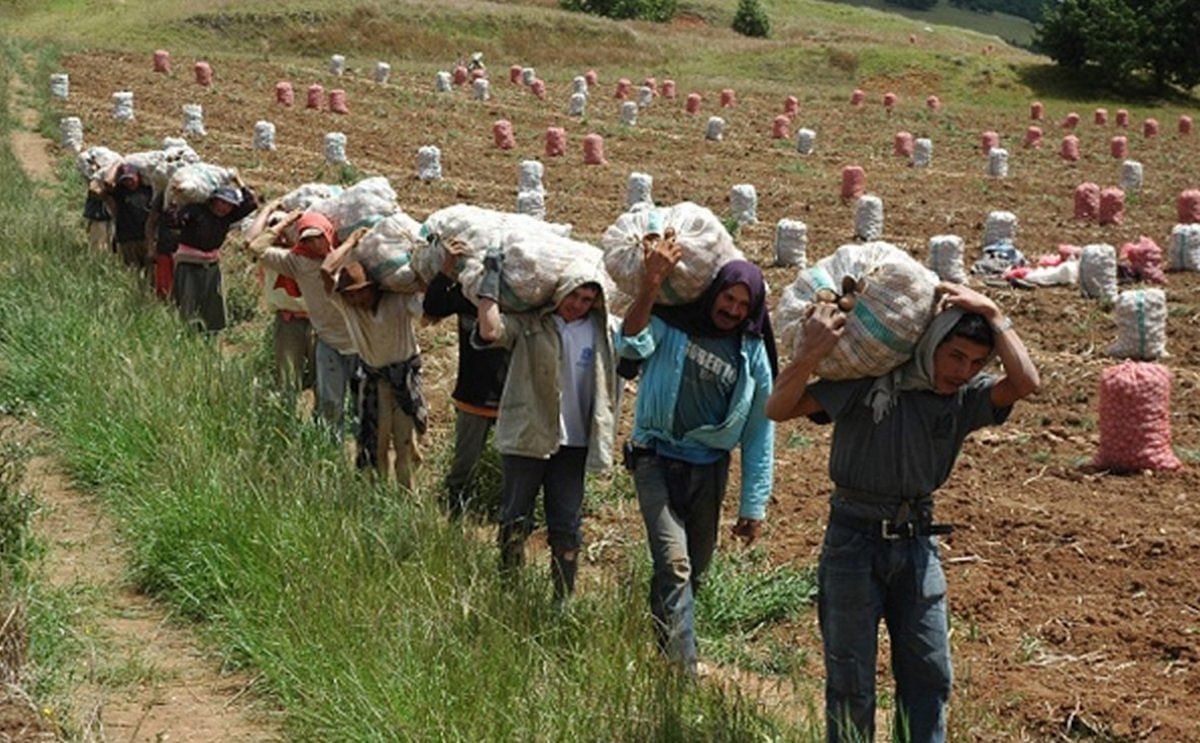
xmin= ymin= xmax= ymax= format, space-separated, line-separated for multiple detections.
xmin=550 ymin=551 xmax=578 ymax=603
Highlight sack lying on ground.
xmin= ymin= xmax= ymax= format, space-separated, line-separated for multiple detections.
xmin=165 ymin=162 xmax=237 ymax=208
xmin=775 ymin=241 xmax=940 ymax=380
xmin=77 ymin=146 xmax=122 ymax=181
xmin=601 ymin=202 xmax=742 ymax=305
xmin=308 ymin=176 xmax=398 ymax=241
xmin=1108 ymin=289 xmax=1167 ymax=360
xmin=280 ymin=183 xmax=343 ymax=211
xmin=412 ymin=204 xmax=572 ymax=285
xmin=1093 ymin=361 xmax=1181 ymax=472
xmin=349 ymin=212 xmax=426 ymax=291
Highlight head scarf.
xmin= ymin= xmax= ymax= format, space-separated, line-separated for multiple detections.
xmin=275 ymin=213 xmax=336 ymax=298
xmin=653 ymin=260 xmax=778 ymax=376
xmin=865 ymin=306 xmax=994 ymax=422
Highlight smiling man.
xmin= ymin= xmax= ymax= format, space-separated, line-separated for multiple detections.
xmin=765 ymin=282 xmax=1040 ymax=743
xmin=617 ymin=241 xmax=776 ymax=674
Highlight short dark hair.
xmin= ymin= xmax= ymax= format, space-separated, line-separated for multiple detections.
xmin=941 ymin=312 xmax=994 ymax=350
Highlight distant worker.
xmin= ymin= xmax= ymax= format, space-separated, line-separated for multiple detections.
xmin=95 ymin=163 xmax=153 ymax=273
xmin=169 ymin=182 xmax=258 ymax=332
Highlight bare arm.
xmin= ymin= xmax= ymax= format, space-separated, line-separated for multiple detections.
xmin=938 ymin=282 xmax=1040 ymax=408
xmin=765 ymin=304 xmax=845 ymax=422
xmin=476 ymin=297 xmax=502 ymax=343
xmin=621 ymin=234 xmax=682 ymax=337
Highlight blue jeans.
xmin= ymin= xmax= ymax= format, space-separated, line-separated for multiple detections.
xmin=314 ymin=340 xmax=358 ymax=439
xmin=818 ymin=519 xmax=952 ymax=743
xmin=633 ymin=451 xmax=730 ymax=671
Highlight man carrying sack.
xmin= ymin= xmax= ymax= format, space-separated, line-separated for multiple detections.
xmin=766 ymin=283 xmax=1040 ymax=743
xmin=616 ymin=236 xmax=776 ymax=675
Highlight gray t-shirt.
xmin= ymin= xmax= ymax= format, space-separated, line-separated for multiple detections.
xmin=808 ymin=374 xmax=1010 ymax=519
xmin=672 ymin=334 xmax=739 ymax=440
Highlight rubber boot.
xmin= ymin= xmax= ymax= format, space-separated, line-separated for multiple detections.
xmin=550 ymin=550 xmax=578 ymax=604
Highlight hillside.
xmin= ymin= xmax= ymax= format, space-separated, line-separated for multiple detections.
xmin=2 ymin=0 xmax=1199 ymax=739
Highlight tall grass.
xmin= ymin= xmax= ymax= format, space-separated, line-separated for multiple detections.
xmin=0 ymin=42 xmax=813 ymax=742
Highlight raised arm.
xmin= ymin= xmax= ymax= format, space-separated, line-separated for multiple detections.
xmin=765 ymin=304 xmax=845 ymax=421
xmin=938 ymin=282 xmax=1040 ymax=408
xmin=621 ymin=234 xmax=682 ymax=337
xmin=475 ymin=248 xmax=504 ymax=343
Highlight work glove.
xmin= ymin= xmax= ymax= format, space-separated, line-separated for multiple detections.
xmin=478 ymin=246 xmax=503 ymax=301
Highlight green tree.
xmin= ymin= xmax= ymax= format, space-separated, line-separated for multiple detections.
xmin=558 ymin=0 xmax=677 ymax=22
xmin=1036 ymin=0 xmax=1200 ymax=92
xmin=732 ymin=0 xmax=771 ymax=38
xmin=884 ymin=0 xmax=939 ymax=10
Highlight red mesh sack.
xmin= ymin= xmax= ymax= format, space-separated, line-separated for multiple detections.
xmin=1094 ymin=362 xmax=1183 ymax=472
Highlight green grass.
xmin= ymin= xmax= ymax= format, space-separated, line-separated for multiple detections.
xmin=818 ymin=0 xmax=1035 ymax=46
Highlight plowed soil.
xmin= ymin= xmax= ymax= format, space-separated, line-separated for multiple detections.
xmin=56 ymin=51 xmax=1200 ymax=740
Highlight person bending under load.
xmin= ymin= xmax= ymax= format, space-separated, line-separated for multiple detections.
xmin=765 ymin=283 xmax=1040 ymax=743
xmin=168 ymin=182 xmax=258 ymax=332
xmin=95 ymin=163 xmax=153 ymax=273
xmin=473 ymin=249 xmax=619 ymax=604
xmin=247 ymin=204 xmax=360 ymax=439
xmin=325 ymin=230 xmax=427 ymax=492
xmin=422 ymin=241 xmax=509 ymax=519
xmin=244 ymin=206 xmax=315 ymax=394
xmin=82 ymin=180 xmax=113 ymax=254
xmin=617 ymin=241 xmax=776 ymax=675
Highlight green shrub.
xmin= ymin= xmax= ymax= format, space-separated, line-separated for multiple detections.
xmin=732 ymin=0 xmax=771 ymax=38
xmin=559 ymin=0 xmax=678 ymax=23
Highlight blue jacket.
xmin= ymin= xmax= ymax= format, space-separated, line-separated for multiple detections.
xmin=616 ymin=316 xmax=774 ymax=520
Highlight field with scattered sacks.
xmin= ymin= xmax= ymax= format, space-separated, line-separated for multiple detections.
xmin=9 ymin=0 xmax=1200 ymax=738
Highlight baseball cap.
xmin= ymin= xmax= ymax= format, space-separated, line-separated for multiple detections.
xmin=211 ymin=186 xmax=242 ymax=205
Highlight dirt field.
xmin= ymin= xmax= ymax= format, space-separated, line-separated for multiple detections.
xmin=56 ymin=51 xmax=1200 ymax=739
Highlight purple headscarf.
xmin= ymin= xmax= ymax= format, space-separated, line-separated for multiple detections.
xmin=653 ymin=260 xmax=778 ymax=376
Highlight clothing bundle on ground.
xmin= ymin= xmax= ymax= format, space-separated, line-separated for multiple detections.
xmin=775 ymin=241 xmax=940 ymax=379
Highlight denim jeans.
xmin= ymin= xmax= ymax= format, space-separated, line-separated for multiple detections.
xmin=633 ymin=451 xmax=730 ymax=671
xmin=314 ymin=339 xmax=358 ymax=439
xmin=818 ymin=519 xmax=952 ymax=743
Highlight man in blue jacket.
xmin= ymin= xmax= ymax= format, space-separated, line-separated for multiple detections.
xmin=617 ymin=239 xmax=776 ymax=674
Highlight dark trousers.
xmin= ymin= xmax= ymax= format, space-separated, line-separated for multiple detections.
xmin=633 ymin=451 xmax=730 ymax=670
xmin=173 ymin=261 xmax=227 ymax=332
xmin=498 ymin=447 xmax=587 ymax=558
xmin=444 ymin=408 xmax=496 ymax=516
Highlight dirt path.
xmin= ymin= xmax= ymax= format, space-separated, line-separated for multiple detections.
xmin=25 ymin=441 xmax=278 ymax=742
xmin=7 ymin=69 xmax=56 ymax=184
xmin=4 ymin=57 xmax=279 ymax=741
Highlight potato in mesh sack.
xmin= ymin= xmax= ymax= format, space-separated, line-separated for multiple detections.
xmin=165 ymin=162 xmax=238 ymax=208
xmin=308 ymin=176 xmax=399 ymax=241
xmin=775 ymin=241 xmax=940 ymax=380
xmin=280 ymin=183 xmax=343 ymax=211
xmin=347 ymin=212 xmax=426 ymax=292
xmin=601 ymin=202 xmax=742 ymax=305
xmin=76 ymin=146 xmax=122 ymax=181
xmin=412 ymin=204 xmax=573 ymax=286
xmin=458 ymin=229 xmax=609 ymax=312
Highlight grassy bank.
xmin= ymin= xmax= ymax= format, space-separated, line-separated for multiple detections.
xmin=0 ymin=40 xmax=820 ymax=742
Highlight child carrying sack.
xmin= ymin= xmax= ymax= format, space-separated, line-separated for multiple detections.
xmin=1093 ymin=362 xmax=1182 ymax=472
xmin=775 ymin=241 xmax=940 ymax=380
xmin=601 ymin=202 xmax=743 ymax=305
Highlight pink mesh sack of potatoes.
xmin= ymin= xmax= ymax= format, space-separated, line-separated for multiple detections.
xmin=1093 ymin=361 xmax=1182 ymax=472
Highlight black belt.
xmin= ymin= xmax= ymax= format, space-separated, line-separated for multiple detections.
xmin=829 ymin=510 xmax=954 ymax=540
